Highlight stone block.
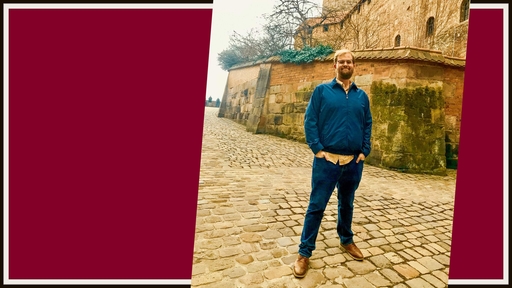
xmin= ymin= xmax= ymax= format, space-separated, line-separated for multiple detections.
xmin=267 ymin=103 xmax=283 ymax=114
xmin=355 ymin=74 xmax=373 ymax=86
xmin=268 ymin=93 xmax=276 ymax=104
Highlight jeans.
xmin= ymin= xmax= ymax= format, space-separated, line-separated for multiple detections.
xmin=298 ymin=155 xmax=364 ymax=258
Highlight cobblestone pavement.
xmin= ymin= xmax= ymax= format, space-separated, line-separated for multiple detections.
xmin=192 ymin=107 xmax=457 ymax=288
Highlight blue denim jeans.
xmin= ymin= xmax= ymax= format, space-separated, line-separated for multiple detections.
xmin=298 ymin=155 xmax=364 ymax=258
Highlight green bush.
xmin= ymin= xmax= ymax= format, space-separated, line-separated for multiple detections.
xmin=278 ymin=45 xmax=333 ymax=64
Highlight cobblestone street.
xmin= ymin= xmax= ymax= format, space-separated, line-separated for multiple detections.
xmin=192 ymin=107 xmax=457 ymax=288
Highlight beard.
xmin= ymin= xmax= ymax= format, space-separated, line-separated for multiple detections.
xmin=337 ymin=67 xmax=353 ymax=80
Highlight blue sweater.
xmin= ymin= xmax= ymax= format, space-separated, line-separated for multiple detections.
xmin=304 ymin=78 xmax=372 ymax=157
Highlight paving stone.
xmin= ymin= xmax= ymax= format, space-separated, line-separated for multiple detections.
xmin=363 ymin=223 xmax=380 ymax=231
xmin=369 ymin=230 xmax=385 ymax=238
xmin=424 ymin=244 xmax=441 ymax=255
xmin=417 ymin=257 xmax=445 ymax=271
xmin=197 ymin=239 xmax=224 ymax=250
xmin=277 ymin=237 xmax=295 ymax=247
xmin=246 ymin=262 xmax=268 ymax=273
xmin=438 ymin=241 xmax=451 ymax=251
xmin=326 ymin=247 xmax=342 ymax=255
xmin=255 ymin=250 xmax=273 ymax=261
xmin=367 ymin=246 xmax=385 ymax=255
xmin=242 ymin=212 xmax=262 ymax=219
xmin=433 ymin=254 xmax=450 ymax=266
xmin=263 ymin=265 xmax=293 ymax=280
xmin=368 ymin=254 xmax=392 ymax=268
xmin=238 ymin=272 xmax=265 ymax=285
xmin=393 ymin=264 xmax=420 ymax=279
xmin=406 ymin=277 xmax=435 ymax=288
xmin=413 ymin=246 xmax=434 ymax=256
xmin=203 ymin=229 xmax=228 ymax=239
xmin=408 ymin=260 xmax=430 ymax=274
xmin=271 ymin=248 xmax=289 ymax=258
xmin=205 ymin=216 xmax=224 ymax=223
xmin=346 ymin=260 xmax=377 ymax=274
xmin=192 ymin=263 xmax=207 ymax=276
xmin=200 ymin=280 xmax=237 ymax=288
xmin=364 ymin=271 xmax=393 ymax=286
xmin=243 ymin=224 xmax=268 ymax=232
xmin=223 ymin=267 xmax=246 ymax=278
xmin=222 ymin=236 xmax=241 ymax=246
xmin=324 ymin=266 xmax=355 ymax=280
xmin=428 ymin=243 xmax=447 ymax=253
xmin=282 ymin=254 xmax=297 ymax=265
xmin=260 ymin=240 xmax=278 ymax=250
xmin=390 ymin=243 xmax=406 ymax=251
xmin=381 ymin=268 xmax=405 ymax=283
xmin=343 ymin=275 xmax=375 ymax=288
xmin=431 ymin=270 xmax=449 ymax=283
xmin=219 ymin=247 xmax=242 ymax=258
xmin=267 ymin=278 xmax=299 ymax=288
xmin=310 ymin=250 xmax=329 ymax=260
xmin=207 ymin=258 xmax=237 ymax=272
xmin=380 ymin=244 xmax=395 ymax=252
xmin=241 ymin=243 xmax=260 ymax=253
xmin=422 ymin=273 xmax=448 ymax=288
xmin=294 ymin=270 xmax=325 ymax=288
xmin=235 ymin=254 xmax=254 ymax=264
xmin=309 ymin=258 xmax=326 ymax=269
xmin=239 ymin=233 xmax=263 ymax=243
xmin=384 ymin=252 xmax=405 ymax=264
xmin=368 ymin=237 xmax=390 ymax=246
xmin=397 ymin=250 xmax=415 ymax=261
xmin=191 ymin=272 xmax=223 ymax=286
xmin=356 ymin=241 xmax=370 ymax=249
xmin=325 ymin=238 xmax=342 ymax=247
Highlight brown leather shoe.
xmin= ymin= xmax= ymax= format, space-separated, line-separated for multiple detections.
xmin=342 ymin=242 xmax=364 ymax=261
xmin=292 ymin=254 xmax=309 ymax=278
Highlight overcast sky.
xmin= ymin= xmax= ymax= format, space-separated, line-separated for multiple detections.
xmin=205 ymin=0 xmax=323 ymax=100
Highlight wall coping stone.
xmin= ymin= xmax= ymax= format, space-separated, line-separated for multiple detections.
xmin=228 ymin=47 xmax=466 ymax=71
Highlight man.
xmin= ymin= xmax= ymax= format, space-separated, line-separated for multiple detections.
xmin=293 ymin=49 xmax=372 ymax=278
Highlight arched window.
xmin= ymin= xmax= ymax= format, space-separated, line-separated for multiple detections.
xmin=394 ymin=35 xmax=401 ymax=47
xmin=460 ymin=0 xmax=470 ymax=22
xmin=426 ymin=17 xmax=435 ymax=37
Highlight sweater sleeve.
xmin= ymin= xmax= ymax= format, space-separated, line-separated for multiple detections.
xmin=362 ymin=94 xmax=373 ymax=157
xmin=304 ymin=86 xmax=324 ymax=155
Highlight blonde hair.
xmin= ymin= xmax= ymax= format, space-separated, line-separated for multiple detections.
xmin=333 ymin=49 xmax=355 ymax=64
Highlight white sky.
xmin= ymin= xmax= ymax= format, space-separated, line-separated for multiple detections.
xmin=205 ymin=0 xmax=323 ymax=100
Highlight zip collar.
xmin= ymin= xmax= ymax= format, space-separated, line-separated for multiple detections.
xmin=329 ymin=77 xmax=358 ymax=91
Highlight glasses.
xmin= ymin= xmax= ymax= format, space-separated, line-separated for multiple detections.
xmin=337 ymin=60 xmax=353 ymax=65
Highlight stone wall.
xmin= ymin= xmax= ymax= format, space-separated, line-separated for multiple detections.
xmin=218 ymin=65 xmax=261 ymax=124
xmin=218 ymin=48 xmax=465 ymax=173
xmin=368 ymin=82 xmax=446 ymax=175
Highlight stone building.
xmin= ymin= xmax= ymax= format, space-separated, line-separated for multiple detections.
xmin=218 ymin=47 xmax=465 ymax=174
xmin=297 ymin=0 xmax=469 ymax=59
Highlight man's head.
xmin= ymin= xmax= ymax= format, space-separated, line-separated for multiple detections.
xmin=333 ymin=49 xmax=355 ymax=80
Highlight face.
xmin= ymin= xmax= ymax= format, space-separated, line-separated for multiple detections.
xmin=334 ymin=53 xmax=355 ymax=80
